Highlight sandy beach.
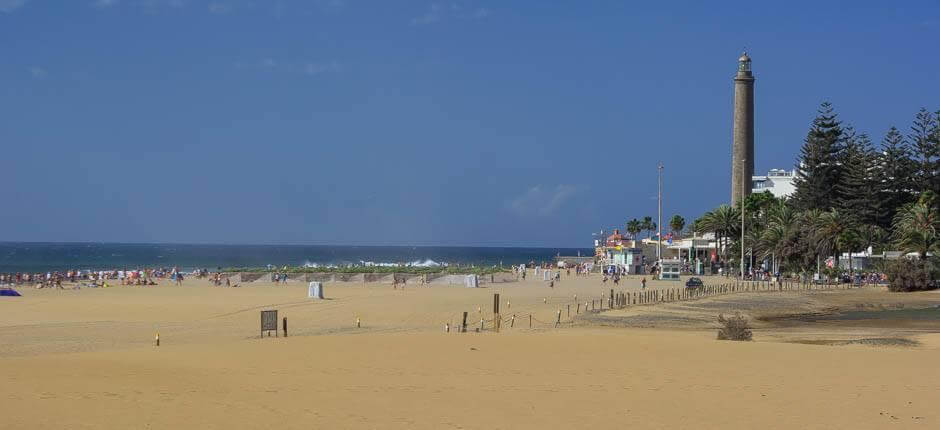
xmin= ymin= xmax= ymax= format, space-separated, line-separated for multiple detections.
xmin=2 ymin=274 xmax=939 ymax=429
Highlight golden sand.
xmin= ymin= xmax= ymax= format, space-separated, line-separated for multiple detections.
xmin=1 ymin=275 xmax=938 ymax=429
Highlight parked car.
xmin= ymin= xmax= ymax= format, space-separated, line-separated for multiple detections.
xmin=685 ymin=277 xmax=704 ymax=289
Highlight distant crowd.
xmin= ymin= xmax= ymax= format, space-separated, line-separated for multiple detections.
xmin=0 ymin=267 xmax=216 ymax=289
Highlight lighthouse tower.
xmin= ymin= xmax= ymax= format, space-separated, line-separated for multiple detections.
xmin=731 ymin=52 xmax=755 ymax=205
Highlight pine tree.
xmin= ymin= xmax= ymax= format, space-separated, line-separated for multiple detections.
xmin=875 ymin=126 xmax=917 ymax=228
xmin=837 ymin=130 xmax=881 ymax=225
xmin=792 ymin=102 xmax=845 ymax=211
xmin=908 ymin=108 xmax=939 ymax=194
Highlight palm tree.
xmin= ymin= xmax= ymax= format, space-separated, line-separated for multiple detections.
xmin=642 ymin=216 xmax=654 ymax=239
xmin=857 ymin=224 xmax=887 ymax=255
xmin=626 ymin=219 xmax=642 ymax=242
xmin=892 ymin=197 xmax=939 ymax=260
xmin=809 ymin=210 xmax=859 ymax=274
xmin=760 ymin=202 xmax=799 ymax=273
xmin=697 ymin=205 xmax=740 ymax=266
xmin=669 ymin=215 xmax=685 ymax=238
xmin=797 ymin=209 xmax=825 ymax=275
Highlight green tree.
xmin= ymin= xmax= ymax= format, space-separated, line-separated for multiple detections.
xmin=759 ymin=201 xmax=799 ymax=273
xmin=669 ymin=215 xmax=685 ymax=238
xmin=641 ymin=216 xmax=657 ymax=239
xmin=792 ymin=102 xmax=846 ymax=211
xmin=809 ymin=210 xmax=860 ymax=274
xmin=626 ymin=219 xmax=642 ymax=241
xmin=837 ymin=131 xmax=882 ymax=225
xmin=892 ymin=192 xmax=939 ymax=260
xmin=876 ymin=127 xmax=917 ymax=228
xmin=857 ymin=223 xmax=888 ymax=255
xmin=698 ymin=205 xmax=740 ymax=265
xmin=908 ymin=108 xmax=939 ymax=194
xmin=798 ymin=209 xmax=826 ymax=274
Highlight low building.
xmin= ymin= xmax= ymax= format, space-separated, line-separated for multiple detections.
xmin=595 ymin=229 xmax=645 ymax=274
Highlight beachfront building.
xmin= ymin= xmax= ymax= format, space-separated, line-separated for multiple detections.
xmin=595 ymin=229 xmax=646 ymax=274
xmin=608 ymin=247 xmax=644 ymax=274
xmin=751 ymin=168 xmax=796 ymax=198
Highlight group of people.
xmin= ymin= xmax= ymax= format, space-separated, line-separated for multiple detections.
xmin=717 ymin=266 xmax=889 ymax=286
xmin=0 ymin=267 xmax=207 ymax=288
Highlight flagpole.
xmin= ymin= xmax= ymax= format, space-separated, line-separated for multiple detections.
xmin=657 ymin=162 xmax=663 ymax=265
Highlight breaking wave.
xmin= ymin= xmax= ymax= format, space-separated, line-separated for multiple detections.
xmin=302 ymin=259 xmax=445 ymax=268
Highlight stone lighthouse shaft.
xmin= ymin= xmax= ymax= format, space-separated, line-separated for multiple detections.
xmin=731 ymin=52 xmax=755 ymax=206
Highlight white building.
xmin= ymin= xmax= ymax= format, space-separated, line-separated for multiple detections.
xmin=752 ymin=168 xmax=796 ymax=198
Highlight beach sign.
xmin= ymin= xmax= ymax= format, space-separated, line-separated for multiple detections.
xmin=308 ymin=282 xmax=324 ymax=299
xmin=261 ymin=310 xmax=278 ymax=337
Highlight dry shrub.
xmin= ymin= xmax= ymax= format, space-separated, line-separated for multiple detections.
xmin=717 ymin=312 xmax=752 ymax=341
xmin=886 ymin=258 xmax=939 ymax=292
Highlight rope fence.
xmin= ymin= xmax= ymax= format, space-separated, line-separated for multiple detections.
xmin=443 ymin=279 xmax=862 ymax=333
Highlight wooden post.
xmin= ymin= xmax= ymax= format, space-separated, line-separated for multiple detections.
xmin=155 ymin=332 xmax=159 ymax=347
xmin=567 ymin=304 xmax=570 ymax=317
xmin=555 ymin=309 xmax=561 ymax=328
xmin=511 ymin=314 xmax=515 ymax=328
xmin=577 ymin=302 xmax=581 ymax=314
xmin=529 ymin=314 xmax=532 ymax=328
xmin=493 ymin=293 xmax=501 ymax=333
xmin=462 ymin=311 xmax=468 ymax=333
xmin=356 ymin=317 xmax=361 ymax=328
xmin=283 ymin=317 xmax=288 ymax=337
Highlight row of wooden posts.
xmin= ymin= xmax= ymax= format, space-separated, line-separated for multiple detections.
xmin=446 ymin=279 xmax=857 ymax=333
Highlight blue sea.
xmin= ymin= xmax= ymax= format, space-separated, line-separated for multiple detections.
xmin=0 ymin=243 xmax=594 ymax=273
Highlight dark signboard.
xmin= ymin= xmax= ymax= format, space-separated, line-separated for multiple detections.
xmin=261 ymin=310 xmax=278 ymax=337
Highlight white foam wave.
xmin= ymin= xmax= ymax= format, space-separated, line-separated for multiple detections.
xmin=301 ymin=259 xmax=446 ymax=268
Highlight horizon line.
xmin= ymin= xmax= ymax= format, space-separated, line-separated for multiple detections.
xmin=0 ymin=241 xmax=594 ymax=250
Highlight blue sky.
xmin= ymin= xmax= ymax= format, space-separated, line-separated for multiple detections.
xmin=1 ymin=0 xmax=938 ymax=247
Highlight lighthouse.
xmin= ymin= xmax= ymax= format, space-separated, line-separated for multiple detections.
xmin=731 ymin=52 xmax=755 ymax=205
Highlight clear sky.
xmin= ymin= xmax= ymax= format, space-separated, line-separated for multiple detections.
xmin=2 ymin=0 xmax=938 ymax=247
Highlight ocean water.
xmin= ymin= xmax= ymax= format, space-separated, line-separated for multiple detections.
xmin=0 ymin=243 xmax=594 ymax=273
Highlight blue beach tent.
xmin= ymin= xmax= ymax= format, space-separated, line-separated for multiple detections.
xmin=0 ymin=288 xmax=21 ymax=297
